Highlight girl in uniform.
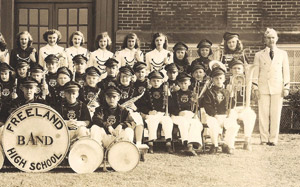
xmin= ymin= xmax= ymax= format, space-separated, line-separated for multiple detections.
xmin=88 ymin=32 xmax=113 ymax=80
xmin=10 ymin=31 xmax=38 ymax=69
xmin=172 ymin=42 xmax=190 ymax=73
xmin=39 ymin=29 xmax=67 ymax=69
xmin=114 ymin=33 xmax=144 ymax=68
xmin=190 ymin=39 xmax=213 ymax=73
xmin=65 ymin=31 xmax=89 ymax=72
xmin=0 ymin=32 xmax=10 ymax=64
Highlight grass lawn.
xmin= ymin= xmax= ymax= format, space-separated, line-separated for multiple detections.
xmin=0 ymin=133 xmax=299 ymax=187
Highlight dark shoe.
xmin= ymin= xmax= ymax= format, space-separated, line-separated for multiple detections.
xmin=268 ymin=142 xmax=276 ymax=146
xmin=243 ymin=141 xmax=252 ymax=151
xmin=148 ymin=142 xmax=154 ymax=154
xmin=166 ymin=142 xmax=174 ymax=154
xmin=209 ymin=146 xmax=218 ymax=154
xmin=222 ymin=144 xmax=229 ymax=153
xmin=186 ymin=144 xmax=197 ymax=156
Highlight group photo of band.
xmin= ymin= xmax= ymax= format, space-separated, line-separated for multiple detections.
xmin=0 ymin=26 xmax=290 ymax=173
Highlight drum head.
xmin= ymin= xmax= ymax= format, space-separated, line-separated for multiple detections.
xmin=68 ymin=138 xmax=104 ymax=174
xmin=2 ymin=103 xmax=69 ymax=172
xmin=107 ymin=141 xmax=139 ymax=172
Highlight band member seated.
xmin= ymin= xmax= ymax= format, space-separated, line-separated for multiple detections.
xmin=138 ymin=71 xmax=174 ymax=154
xmin=10 ymin=77 xmax=46 ymax=112
xmin=190 ymin=39 xmax=213 ymax=72
xmin=30 ymin=63 xmax=49 ymax=100
xmin=47 ymin=66 xmax=73 ymax=108
xmin=73 ymin=54 xmax=88 ymax=87
xmin=79 ymin=66 xmax=101 ymax=116
xmin=165 ymin=63 xmax=180 ymax=93
xmin=170 ymin=72 xmax=203 ymax=156
xmin=90 ymin=86 xmax=136 ymax=148
xmin=56 ymin=81 xmax=90 ymax=141
xmin=172 ymin=42 xmax=190 ymax=73
xmin=202 ymin=66 xmax=240 ymax=154
xmin=0 ymin=63 xmax=17 ymax=124
xmin=45 ymin=54 xmax=59 ymax=89
xmin=133 ymin=61 xmax=150 ymax=95
xmin=189 ymin=63 xmax=208 ymax=90
xmin=227 ymin=59 xmax=256 ymax=151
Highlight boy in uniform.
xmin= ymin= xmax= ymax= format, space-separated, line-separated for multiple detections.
xmin=170 ymin=72 xmax=203 ymax=156
xmin=45 ymin=54 xmax=59 ymax=89
xmin=30 ymin=63 xmax=49 ymax=100
xmin=90 ymin=86 xmax=136 ymax=147
xmin=165 ymin=63 xmax=180 ymax=93
xmin=202 ymin=67 xmax=240 ymax=154
xmin=73 ymin=54 xmax=88 ymax=87
xmin=138 ymin=71 xmax=174 ymax=154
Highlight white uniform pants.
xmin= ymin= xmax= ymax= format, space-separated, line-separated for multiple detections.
xmin=258 ymin=94 xmax=283 ymax=144
xmin=145 ymin=112 xmax=173 ymax=141
xmin=90 ymin=125 xmax=134 ymax=147
xmin=171 ymin=111 xmax=203 ymax=145
xmin=206 ymin=114 xmax=240 ymax=148
xmin=234 ymin=106 xmax=256 ymax=138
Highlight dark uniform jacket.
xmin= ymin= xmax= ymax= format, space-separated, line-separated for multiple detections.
xmin=190 ymin=57 xmax=210 ymax=73
xmin=0 ymin=79 xmax=16 ymax=122
xmin=74 ymin=72 xmax=85 ymax=87
xmin=10 ymin=97 xmax=46 ymax=114
xmin=56 ymin=100 xmax=91 ymax=122
xmin=170 ymin=89 xmax=194 ymax=115
xmin=202 ymin=85 xmax=235 ymax=117
xmin=46 ymin=72 xmax=58 ymax=89
xmin=79 ymin=85 xmax=101 ymax=105
xmin=92 ymin=103 xmax=136 ymax=134
xmin=97 ymin=76 xmax=117 ymax=105
xmin=10 ymin=47 xmax=38 ymax=69
xmin=47 ymin=84 xmax=65 ymax=108
xmin=117 ymin=82 xmax=137 ymax=105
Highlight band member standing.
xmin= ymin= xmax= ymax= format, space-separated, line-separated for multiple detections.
xmin=202 ymin=67 xmax=240 ymax=154
xmin=138 ymin=71 xmax=174 ymax=154
xmin=253 ymin=28 xmax=290 ymax=146
xmin=90 ymin=86 xmax=136 ymax=147
xmin=170 ymin=72 xmax=203 ymax=156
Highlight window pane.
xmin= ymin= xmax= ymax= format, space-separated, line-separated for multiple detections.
xmin=79 ymin=26 xmax=87 ymax=44
xmin=29 ymin=9 xmax=38 ymax=25
xmin=79 ymin=9 xmax=88 ymax=24
xmin=58 ymin=9 xmax=67 ymax=25
xmin=69 ymin=9 xmax=77 ymax=25
xmin=68 ymin=26 xmax=77 ymax=39
xmin=19 ymin=9 xmax=28 ymax=25
xmin=32 ymin=44 xmax=38 ymax=51
xmin=29 ymin=27 xmax=38 ymax=43
xmin=19 ymin=26 xmax=28 ymax=33
xmin=40 ymin=27 xmax=49 ymax=43
xmin=58 ymin=26 xmax=67 ymax=43
xmin=40 ymin=9 xmax=48 ymax=25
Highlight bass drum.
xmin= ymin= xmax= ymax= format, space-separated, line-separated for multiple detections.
xmin=107 ymin=141 xmax=139 ymax=172
xmin=68 ymin=137 xmax=104 ymax=174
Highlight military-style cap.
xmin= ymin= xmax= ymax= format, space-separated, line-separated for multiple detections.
xmin=165 ymin=63 xmax=178 ymax=72
xmin=16 ymin=60 xmax=30 ymax=69
xmin=30 ymin=63 xmax=44 ymax=73
xmin=133 ymin=61 xmax=147 ymax=72
xmin=191 ymin=64 xmax=206 ymax=73
xmin=223 ymin=32 xmax=239 ymax=41
xmin=119 ymin=65 xmax=134 ymax=76
xmin=45 ymin=54 xmax=59 ymax=63
xmin=229 ymin=59 xmax=244 ymax=69
xmin=104 ymin=58 xmax=119 ymax=67
xmin=21 ymin=77 xmax=39 ymax=88
xmin=173 ymin=42 xmax=188 ymax=51
xmin=0 ymin=62 xmax=14 ymax=72
xmin=57 ymin=67 xmax=73 ymax=79
xmin=176 ymin=72 xmax=192 ymax=82
xmin=210 ymin=67 xmax=225 ymax=78
xmin=148 ymin=70 xmax=164 ymax=79
xmin=63 ymin=81 xmax=81 ymax=92
xmin=197 ymin=39 xmax=212 ymax=49
xmin=85 ymin=66 xmax=101 ymax=76
xmin=72 ymin=54 xmax=88 ymax=64
xmin=105 ymin=85 xmax=121 ymax=96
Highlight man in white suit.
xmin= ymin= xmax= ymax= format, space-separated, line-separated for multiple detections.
xmin=253 ymin=28 xmax=290 ymax=146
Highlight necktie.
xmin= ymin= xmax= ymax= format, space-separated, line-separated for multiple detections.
xmin=269 ymin=50 xmax=274 ymax=60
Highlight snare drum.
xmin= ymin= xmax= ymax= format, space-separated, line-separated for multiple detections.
xmin=106 ymin=141 xmax=139 ymax=172
xmin=68 ymin=137 xmax=104 ymax=174
xmin=2 ymin=103 xmax=69 ymax=172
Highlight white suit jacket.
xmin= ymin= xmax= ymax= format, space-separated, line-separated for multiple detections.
xmin=253 ymin=47 xmax=290 ymax=95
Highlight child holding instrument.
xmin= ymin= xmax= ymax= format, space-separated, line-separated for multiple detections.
xmin=65 ymin=31 xmax=89 ymax=72
xmin=10 ymin=31 xmax=37 ymax=69
xmin=202 ymin=66 xmax=240 ymax=154
xmin=30 ymin=63 xmax=48 ymax=100
xmin=88 ymin=32 xmax=113 ymax=80
xmin=170 ymin=72 xmax=203 ymax=156
xmin=90 ymin=86 xmax=136 ymax=147
xmin=39 ymin=29 xmax=67 ymax=69
xmin=138 ymin=71 xmax=174 ymax=154
xmin=72 ymin=54 xmax=88 ymax=87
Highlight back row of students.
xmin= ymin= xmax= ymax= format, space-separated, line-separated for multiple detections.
xmin=0 ymin=30 xmax=255 ymax=156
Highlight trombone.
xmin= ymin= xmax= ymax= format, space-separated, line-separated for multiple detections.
xmin=191 ymin=78 xmax=211 ymax=119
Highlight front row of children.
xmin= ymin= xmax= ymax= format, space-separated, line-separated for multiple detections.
xmin=0 ymin=55 xmax=255 ymax=156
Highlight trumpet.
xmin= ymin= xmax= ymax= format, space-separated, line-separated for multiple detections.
xmin=191 ymin=78 xmax=211 ymax=118
xmin=163 ymin=82 xmax=169 ymax=116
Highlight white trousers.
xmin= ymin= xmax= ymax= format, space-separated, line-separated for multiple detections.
xmin=171 ymin=111 xmax=203 ymax=145
xmin=90 ymin=125 xmax=134 ymax=147
xmin=145 ymin=112 xmax=173 ymax=141
xmin=206 ymin=114 xmax=240 ymax=148
xmin=258 ymin=94 xmax=283 ymax=144
xmin=233 ymin=106 xmax=256 ymax=138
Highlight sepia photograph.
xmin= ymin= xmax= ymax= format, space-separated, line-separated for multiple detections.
xmin=0 ymin=0 xmax=299 ymax=186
